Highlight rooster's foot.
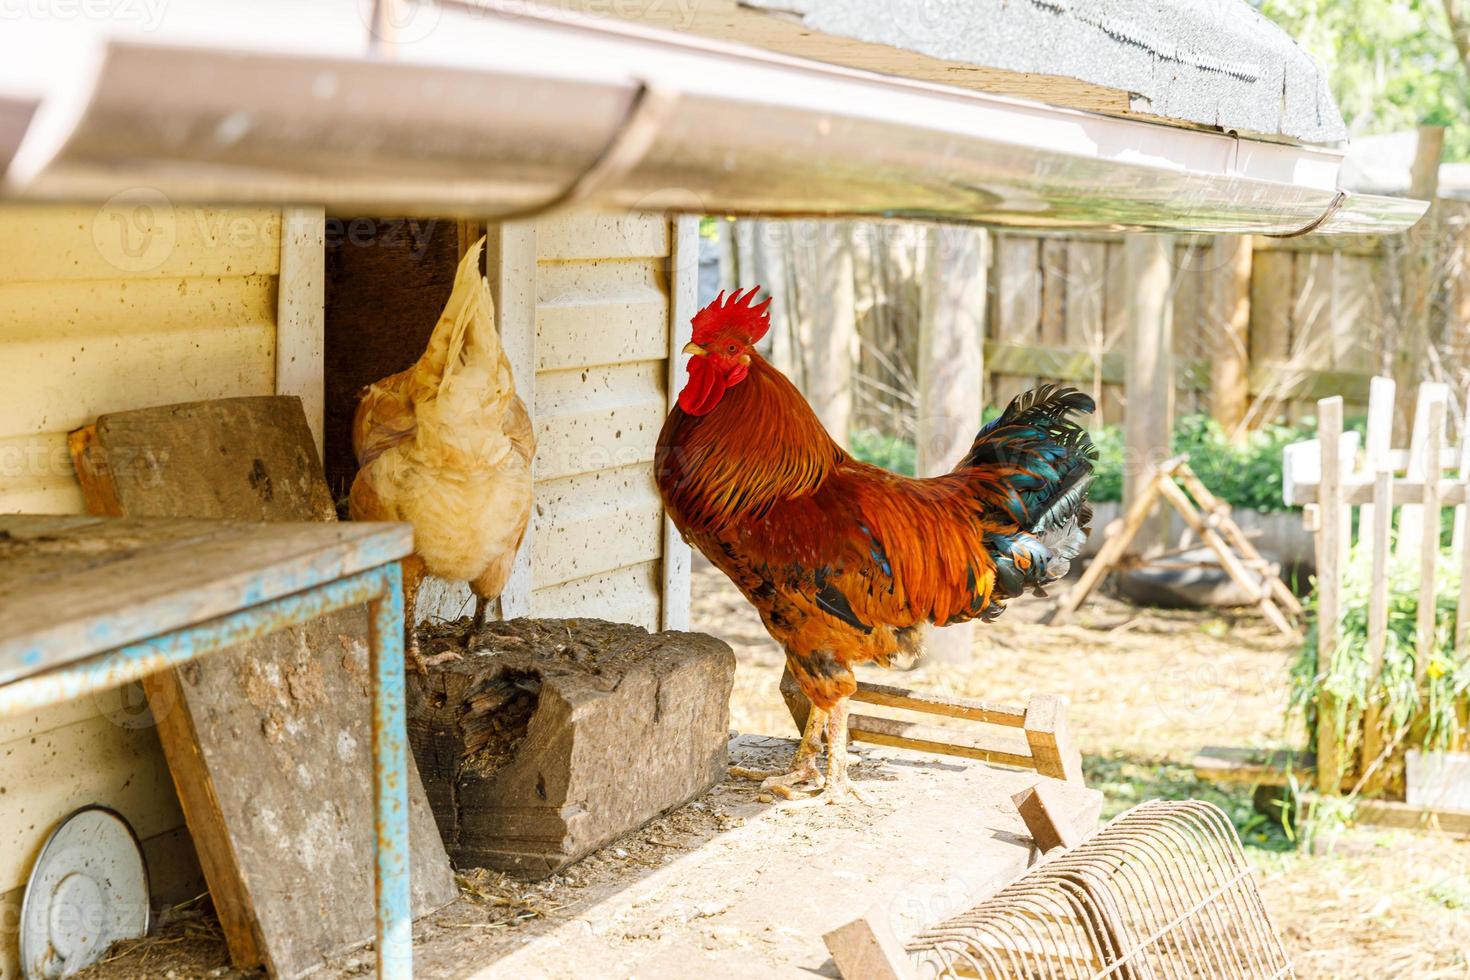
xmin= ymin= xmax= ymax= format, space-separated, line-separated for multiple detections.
xmin=422 ymin=649 xmax=464 ymax=668
xmin=758 ymin=757 xmax=826 ymax=800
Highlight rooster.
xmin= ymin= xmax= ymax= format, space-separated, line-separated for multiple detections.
xmin=656 ymin=288 xmax=1095 ymax=801
xmin=349 ymin=237 xmax=535 ymax=669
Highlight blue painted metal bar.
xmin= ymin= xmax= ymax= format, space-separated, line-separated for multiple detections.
xmin=368 ymin=561 xmax=413 ymax=979
xmin=0 ymin=560 xmax=417 ymax=979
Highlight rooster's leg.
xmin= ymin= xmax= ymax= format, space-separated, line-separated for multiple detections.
xmin=822 ymin=697 xmax=869 ymax=805
xmin=729 ymin=705 xmax=828 ymax=798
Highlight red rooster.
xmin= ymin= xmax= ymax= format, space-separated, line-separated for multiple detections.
xmin=656 ymin=288 xmax=1096 ymax=801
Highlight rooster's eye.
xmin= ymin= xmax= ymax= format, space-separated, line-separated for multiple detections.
xmin=727 ymin=344 xmax=737 ymax=353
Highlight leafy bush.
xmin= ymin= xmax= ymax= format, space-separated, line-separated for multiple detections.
xmin=1292 ymin=541 xmax=1470 ymax=783
xmin=1090 ymin=414 xmax=1314 ymax=514
xmin=848 ymin=429 xmax=917 ymax=475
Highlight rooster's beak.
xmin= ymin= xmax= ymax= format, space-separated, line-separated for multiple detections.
xmin=682 ymin=342 xmax=706 ymax=356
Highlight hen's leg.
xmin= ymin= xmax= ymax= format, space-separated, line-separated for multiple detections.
xmin=400 ymin=555 xmax=428 ymax=675
xmin=729 ymin=705 xmax=828 ymax=798
xmin=464 ymin=594 xmax=488 ymax=650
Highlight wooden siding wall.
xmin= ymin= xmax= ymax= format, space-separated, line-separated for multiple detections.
xmin=527 ymin=213 xmax=674 ymax=631
xmin=0 ymin=206 xmax=284 ymax=977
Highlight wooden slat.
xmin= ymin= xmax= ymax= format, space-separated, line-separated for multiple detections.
xmin=1038 ymin=238 xmax=1067 ymax=347
xmin=0 ymin=205 xmax=281 ymax=282
xmin=534 ymin=260 xmax=669 ymax=371
xmin=662 ymin=216 xmax=698 ymax=631
xmin=1416 ymin=393 xmax=1447 ymax=683
xmin=530 ymin=466 xmax=663 ymax=589
xmin=1210 ymin=235 xmax=1252 ymax=434
xmin=532 ymin=560 xmax=661 ymax=632
xmin=1361 ymin=467 xmax=1394 ymax=795
xmin=1398 ymin=383 xmax=1451 ymax=562
xmin=275 ymin=206 xmax=326 ymax=458
xmin=486 ymin=220 xmax=538 ymax=618
xmin=1250 ymin=249 xmax=1294 ymax=363
xmin=1316 ymin=397 xmax=1344 ymax=795
xmin=851 ymin=681 xmax=1027 ymax=727
xmin=1063 ymin=240 xmax=1106 ymax=350
xmin=847 ymin=713 xmax=1034 ymax=769
xmin=535 ymin=210 xmax=669 ymax=261
xmin=532 ymin=361 xmax=665 ymax=481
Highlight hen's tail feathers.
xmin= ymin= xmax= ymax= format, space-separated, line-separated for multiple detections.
xmin=418 ymin=237 xmax=502 ymax=390
xmin=967 ymin=385 xmax=1098 ymax=600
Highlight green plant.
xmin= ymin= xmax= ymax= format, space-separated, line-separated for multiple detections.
xmin=847 ymin=428 xmax=917 ymax=475
xmin=1088 ymin=414 xmax=1314 ymax=514
xmin=1291 ymin=538 xmax=1470 ymax=789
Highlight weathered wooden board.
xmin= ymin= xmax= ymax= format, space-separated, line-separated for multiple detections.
xmin=408 ymin=618 xmax=734 ymax=880
xmin=67 ymin=396 xmax=456 ymax=977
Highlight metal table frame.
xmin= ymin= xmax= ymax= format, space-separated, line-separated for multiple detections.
xmin=0 ymin=559 xmax=415 ymax=978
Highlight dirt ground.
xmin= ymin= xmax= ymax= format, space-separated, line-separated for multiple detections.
xmin=78 ymin=556 xmax=1469 ymax=979
xmin=693 ymin=557 xmax=1470 ymax=980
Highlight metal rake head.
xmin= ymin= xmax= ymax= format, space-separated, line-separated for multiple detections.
xmin=906 ymin=799 xmax=1293 ymax=979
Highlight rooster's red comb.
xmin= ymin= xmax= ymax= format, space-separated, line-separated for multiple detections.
xmin=691 ymin=286 xmax=772 ymax=346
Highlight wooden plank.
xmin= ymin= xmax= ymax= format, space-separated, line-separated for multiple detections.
xmin=0 ymin=205 xmax=281 ymax=282
xmin=824 ymin=913 xmax=914 ymax=980
xmin=532 ymin=362 xmax=665 ymax=481
xmin=534 ymin=210 xmax=669 ymax=261
xmin=64 ymin=396 xmax=456 ymax=976
xmin=1210 ymin=235 xmax=1252 ymax=435
xmin=992 ymin=234 xmax=1041 ymax=406
xmin=847 ymin=713 xmax=1035 ymax=769
xmin=531 ymin=466 xmax=663 ymax=589
xmin=1064 ymin=240 xmax=1106 ymax=350
xmin=851 ymin=681 xmax=1027 ymax=727
xmin=0 ymin=276 xmax=276 ymax=440
xmin=1416 ymin=392 xmax=1447 ymax=684
xmin=663 ymin=216 xmax=698 ymax=631
xmin=1398 ymin=383 xmax=1449 ymax=562
xmin=534 ymin=260 xmax=668 ymax=372
xmin=1011 ymin=779 xmax=1104 ymax=852
xmin=1361 ymin=467 xmax=1395 ymax=796
xmin=1332 ymin=254 xmax=1378 ymax=372
xmin=275 ymin=206 xmax=326 ymax=459
xmin=1316 ymin=397 xmax=1344 ymax=795
xmin=1290 ymin=251 xmax=1334 ymax=366
xmin=1250 ymin=248 xmax=1294 ymax=364
xmin=1039 ymin=238 xmax=1067 ymax=347
xmin=1124 ymin=234 xmax=1174 ymax=555
xmin=1023 ymin=694 xmax=1084 ymax=783
xmin=487 ymin=220 xmax=538 ymax=619
xmin=533 ymin=560 xmax=662 ymax=631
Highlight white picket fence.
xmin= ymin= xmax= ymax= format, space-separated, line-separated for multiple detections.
xmin=1285 ymin=377 xmax=1470 ymax=797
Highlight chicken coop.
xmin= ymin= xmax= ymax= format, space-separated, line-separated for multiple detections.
xmin=0 ymin=1 xmax=1427 ymax=978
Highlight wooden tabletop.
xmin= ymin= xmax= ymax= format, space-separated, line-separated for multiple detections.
xmin=0 ymin=515 xmax=413 ymax=685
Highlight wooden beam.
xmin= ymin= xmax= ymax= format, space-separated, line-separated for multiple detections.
xmin=1210 ymin=235 xmax=1252 ymax=438
xmin=662 ymin=217 xmax=698 ymax=632
xmin=917 ymin=225 xmax=987 ymax=663
xmin=485 ymin=220 xmax=538 ymax=619
xmin=1124 ymin=234 xmax=1175 ymax=555
xmin=275 ymin=206 xmax=326 ymax=459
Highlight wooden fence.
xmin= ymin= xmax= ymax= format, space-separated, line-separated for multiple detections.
xmin=721 ymin=207 xmax=1470 ymax=440
xmin=1287 ymin=377 xmax=1470 ymax=801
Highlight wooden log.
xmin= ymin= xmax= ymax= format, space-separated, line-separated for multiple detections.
xmin=409 ymin=618 xmax=735 ymax=879
xmin=1123 ymin=234 xmax=1175 ymax=555
xmin=1316 ymin=397 xmax=1345 ymax=795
